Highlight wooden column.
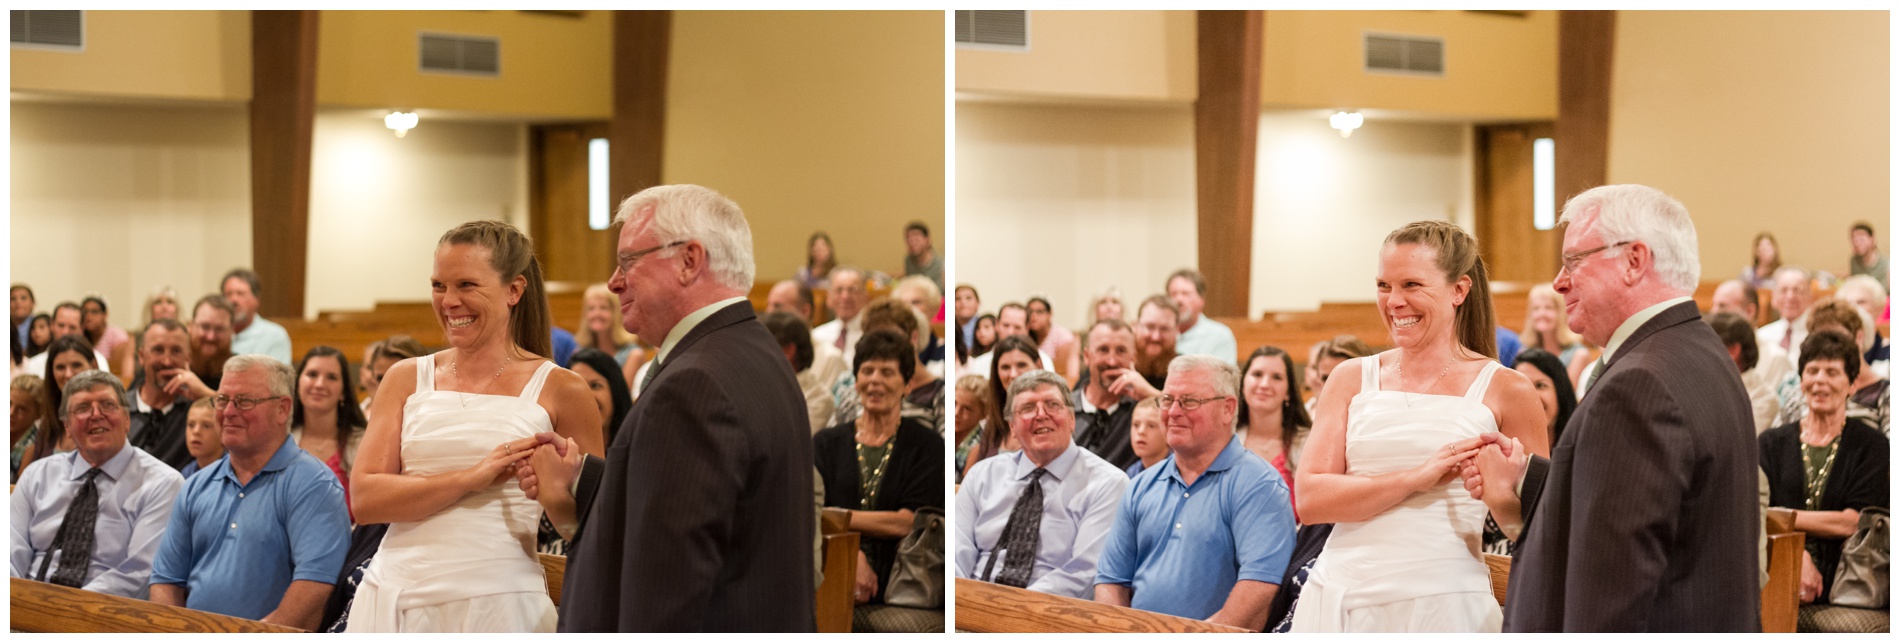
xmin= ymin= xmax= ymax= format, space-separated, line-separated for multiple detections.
xmin=611 ymin=11 xmax=671 ymax=209
xmin=249 ymin=10 xmax=319 ymax=319
xmin=1556 ymin=10 xmax=1615 ymax=202
xmin=1193 ymin=10 xmax=1263 ymax=319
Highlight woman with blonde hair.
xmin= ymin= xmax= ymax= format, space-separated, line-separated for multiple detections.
xmin=1520 ymin=283 xmax=1594 ymax=385
xmin=574 ymin=282 xmax=647 ymax=383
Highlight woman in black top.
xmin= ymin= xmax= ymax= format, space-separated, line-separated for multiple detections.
xmin=1760 ymin=330 xmax=1890 ymax=605
xmin=814 ymin=330 xmax=942 ymax=605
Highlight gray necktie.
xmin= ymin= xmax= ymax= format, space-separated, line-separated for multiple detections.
xmin=38 ymin=467 xmax=103 ymax=587
xmin=1580 ymin=357 xmax=1607 ymax=397
xmin=982 ymin=468 xmax=1048 ymax=588
xmin=639 ymin=358 xmax=659 ymax=395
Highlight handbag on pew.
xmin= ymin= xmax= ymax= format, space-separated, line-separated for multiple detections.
xmin=1829 ymin=506 xmax=1889 ymax=609
xmin=883 ymin=506 xmax=945 ymax=609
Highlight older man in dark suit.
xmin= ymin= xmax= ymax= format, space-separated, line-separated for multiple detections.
xmin=1464 ymin=184 xmax=1759 ymax=632
xmin=519 ymin=184 xmax=815 ymax=632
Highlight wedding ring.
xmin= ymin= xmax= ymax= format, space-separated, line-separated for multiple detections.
xmin=505 ymin=444 xmax=514 ymax=455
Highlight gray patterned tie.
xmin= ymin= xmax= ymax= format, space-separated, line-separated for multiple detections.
xmin=1580 ymin=357 xmax=1606 ymax=397
xmin=37 ymin=467 xmax=103 ymax=587
xmin=639 ymin=358 xmax=659 ymax=395
xmin=981 ymin=467 xmax=1048 ymax=588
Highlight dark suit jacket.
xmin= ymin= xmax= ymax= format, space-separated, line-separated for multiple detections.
xmin=1504 ymin=301 xmax=1760 ymax=632
xmin=560 ymin=302 xmax=817 ymax=632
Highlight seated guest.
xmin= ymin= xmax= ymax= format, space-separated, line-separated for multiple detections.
xmin=222 ymin=268 xmax=294 ymax=365
xmin=966 ymin=336 xmax=1042 ymax=473
xmin=1521 ymin=283 xmax=1595 ymax=384
xmin=969 ymin=313 xmax=997 ymax=360
xmin=1094 ymin=355 xmax=1296 ymax=629
xmin=1236 ymin=346 xmax=1311 ymax=519
xmin=1759 ymin=330 xmax=1889 ymax=605
xmin=956 ymin=369 xmax=1128 ymax=598
xmin=1026 ymin=297 xmax=1079 ymax=382
xmin=1774 ymin=297 xmax=1889 ymax=432
xmin=1758 ymin=267 xmax=1815 ymax=370
xmin=813 ymin=266 xmax=868 ymax=364
xmin=289 ymin=347 xmax=368 ymax=518
xmin=24 ymin=313 xmax=52 ymax=360
xmin=765 ymin=279 xmax=849 ymax=392
xmin=813 ymin=330 xmax=943 ymax=606
xmin=356 ymin=335 xmax=425 ymax=418
xmin=1090 ymin=286 xmax=1126 ymax=325
xmin=11 ymin=283 xmax=34 ymax=348
xmin=1510 ymin=348 xmax=1578 ymax=446
xmin=1835 ymin=274 xmax=1889 ymax=378
xmin=182 ymin=295 xmax=235 ymax=399
xmin=78 ymin=295 xmax=135 ymax=381
xmin=180 ymin=397 xmax=223 ymax=478
xmin=126 ymin=320 xmax=198 ymax=469
xmin=797 ymin=231 xmax=837 ymax=291
xmin=953 ymin=375 xmax=990 ymax=482
xmin=21 ymin=303 xmax=107 ymax=376
xmin=764 ymin=311 xmax=837 ymax=434
xmin=151 ymin=355 xmax=350 ymax=628
xmin=1131 ymin=296 xmax=1181 ymax=390
xmin=963 ymin=303 xmax=1055 ymax=376
xmin=901 ymin=220 xmax=943 ymax=290
xmin=1304 ymin=335 xmax=1372 ymax=413
xmin=26 ymin=335 xmax=104 ymax=472
xmin=9 ymin=370 xmax=184 ymax=597
xmin=1123 ymin=396 xmax=1169 ymax=477
xmin=828 ymin=298 xmax=944 ymax=433
xmin=1167 ymin=269 xmax=1238 ymax=364
xmin=954 ymin=284 xmax=980 ymax=348
xmin=1706 ymin=311 xmax=1783 ymax=432
xmin=1072 ymin=319 xmax=1144 ymax=470
xmin=141 ymin=286 xmax=182 ymax=327
xmin=575 ymin=282 xmax=648 ymax=376
xmin=891 ymin=275 xmax=947 ymax=373
xmin=12 ymin=375 xmax=48 ymax=483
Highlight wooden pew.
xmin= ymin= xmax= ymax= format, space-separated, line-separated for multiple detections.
xmin=955 ymin=578 xmax=1249 ymax=633
xmin=1485 ymin=553 xmax=1511 ymax=606
xmin=540 ymin=553 xmax=566 ymax=607
xmin=817 ymin=507 xmax=861 ymax=633
xmin=10 ymin=577 xmax=302 ymax=633
xmin=1761 ymin=507 xmax=1805 ymax=633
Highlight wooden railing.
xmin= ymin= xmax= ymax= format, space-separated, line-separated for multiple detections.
xmin=817 ymin=507 xmax=861 ymax=633
xmin=9 ymin=577 xmax=302 ymax=633
xmin=1761 ymin=507 xmax=1806 ymax=633
xmin=954 ymin=578 xmax=1249 ymax=633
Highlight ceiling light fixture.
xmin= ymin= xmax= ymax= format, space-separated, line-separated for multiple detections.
xmin=384 ymin=111 xmax=419 ymax=138
xmin=1329 ymin=111 xmax=1364 ymax=138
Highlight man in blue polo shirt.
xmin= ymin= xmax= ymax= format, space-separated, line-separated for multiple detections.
xmin=151 ymin=355 xmax=349 ymax=630
xmin=1093 ymin=354 xmax=1295 ymax=630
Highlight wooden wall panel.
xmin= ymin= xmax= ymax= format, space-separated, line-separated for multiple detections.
xmin=1475 ymin=123 xmax=1562 ymax=283
xmin=250 ymin=10 xmax=319 ymax=318
xmin=1555 ymin=11 xmax=1614 ymax=203
xmin=610 ymin=11 xmax=670 ymax=208
xmin=1194 ymin=10 xmax=1263 ymax=319
xmin=530 ymin=123 xmax=617 ymax=284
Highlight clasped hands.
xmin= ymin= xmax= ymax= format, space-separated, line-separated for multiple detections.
xmin=1454 ymin=432 xmax=1532 ymax=539
xmin=469 ymin=433 xmax=584 ymax=503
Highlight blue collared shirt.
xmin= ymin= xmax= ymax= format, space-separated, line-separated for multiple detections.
xmin=151 ymin=436 xmax=349 ymax=620
xmin=1094 ymin=435 xmax=1296 ymax=620
xmin=1175 ymin=314 xmax=1238 ymax=365
xmin=956 ymin=442 xmax=1129 ymax=598
xmin=9 ymin=445 xmax=183 ymax=598
xmin=230 ymin=315 xmax=294 ymax=366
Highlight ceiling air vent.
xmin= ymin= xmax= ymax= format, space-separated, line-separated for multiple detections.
xmin=955 ymin=10 xmax=1028 ymax=50
xmin=12 ymin=10 xmax=84 ymax=51
xmin=1364 ymin=33 xmax=1443 ymax=76
xmin=419 ymin=33 xmax=500 ymax=76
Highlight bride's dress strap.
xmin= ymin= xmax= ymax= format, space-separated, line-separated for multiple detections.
xmin=1362 ymin=352 xmax=1383 ymax=391
xmin=1462 ymin=360 xmax=1503 ymax=400
xmin=518 ymin=361 xmax=556 ymax=401
xmin=417 ymin=353 xmax=438 ymax=392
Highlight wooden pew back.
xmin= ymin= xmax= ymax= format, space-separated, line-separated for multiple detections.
xmin=540 ymin=553 xmax=566 ymax=607
xmin=1761 ymin=507 xmax=1804 ymax=633
xmin=10 ymin=577 xmax=302 ymax=633
xmin=955 ymin=578 xmax=1249 ymax=633
xmin=1485 ymin=553 xmax=1511 ymax=606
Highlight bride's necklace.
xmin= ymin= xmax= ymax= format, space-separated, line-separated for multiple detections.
xmin=1395 ymin=356 xmax=1454 ymax=407
xmin=450 ymin=354 xmax=510 ymax=408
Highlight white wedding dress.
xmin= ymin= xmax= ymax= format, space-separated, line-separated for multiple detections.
xmin=345 ymin=356 xmax=557 ymax=632
xmin=1290 ymin=353 xmax=1504 ymax=632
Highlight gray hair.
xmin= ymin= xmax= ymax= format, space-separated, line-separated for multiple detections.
xmin=1838 ymin=274 xmax=1888 ymax=302
xmin=1558 ymin=184 xmax=1700 ymax=291
xmin=829 ymin=265 xmax=867 ymax=290
xmin=613 ymin=184 xmax=756 ymax=291
xmin=1773 ymin=266 xmax=1814 ymax=289
xmin=892 ymin=275 xmax=941 ymax=307
xmin=1168 ymin=355 xmax=1241 ymax=428
xmin=224 ymin=354 xmax=297 ymax=400
xmin=1006 ymin=369 xmax=1074 ymax=421
xmin=60 ymin=370 xmax=127 ymax=419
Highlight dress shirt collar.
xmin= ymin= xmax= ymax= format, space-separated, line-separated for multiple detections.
xmin=655 ymin=296 xmax=748 ymax=365
xmin=1012 ymin=441 xmax=1083 ymax=483
xmin=1075 ymin=388 xmax=1127 ymax=414
xmin=65 ymin=442 xmax=135 ymax=482
xmin=1159 ymin=435 xmax=1246 ymax=486
xmin=1598 ymin=296 xmax=1694 ymax=365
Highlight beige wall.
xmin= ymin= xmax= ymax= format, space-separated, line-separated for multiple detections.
xmin=305 ymin=111 xmax=528 ymax=318
xmin=1250 ymin=113 xmax=1473 ymax=314
xmin=955 ymin=101 xmax=1197 ymax=331
xmin=1608 ymin=11 xmax=1888 ymax=283
xmin=664 ymin=11 xmax=945 ymax=284
xmin=317 ymin=10 xmax=612 ymax=120
xmin=1261 ymin=10 xmax=1557 ymax=121
xmin=11 ymin=10 xmax=251 ymax=102
xmin=9 ymin=101 xmax=253 ymax=321
xmin=957 ymin=10 xmax=1196 ymax=104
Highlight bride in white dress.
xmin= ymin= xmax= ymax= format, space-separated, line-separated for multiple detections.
xmin=1291 ymin=221 xmax=1548 ymax=632
xmin=347 ymin=221 xmax=604 ymax=632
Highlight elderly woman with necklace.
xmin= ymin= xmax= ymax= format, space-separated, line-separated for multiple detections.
xmin=813 ymin=329 xmax=943 ymax=605
xmin=1760 ymin=329 xmax=1890 ymax=605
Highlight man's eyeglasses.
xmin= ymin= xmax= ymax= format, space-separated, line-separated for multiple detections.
xmin=614 ymin=241 xmax=688 ymax=275
xmin=1013 ymin=400 xmax=1069 ymax=419
xmin=1559 ymin=241 xmax=1633 ymax=275
xmin=211 ymin=394 xmax=284 ymax=411
xmin=65 ymin=400 xmax=123 ymax=420
xmin=1155 ymin=394 xmax=1230 ymax=411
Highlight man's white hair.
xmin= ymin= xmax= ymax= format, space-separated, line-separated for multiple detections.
xmin=224 ymin=354 xmax=297 ymax=429
xmin=1167 ymin=354 xmax=1240 ymax=429
xmin=613 ymin=185 xmax=756 ymax=291
xmin=1838 ymin=274 xmax=1887 ymax=303
xmin=1558 ymin=184 xmax=1700 ymax=291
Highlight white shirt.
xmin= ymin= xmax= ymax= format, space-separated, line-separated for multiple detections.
xmin=954 ymin=443 xmax=1129 ymax=598
xmin=962 ymin=348 xmax=1055 ymax=381
xmin=9 ymin=445 xmax=184 ymax=598
xmin=1755 ymin=311 xmax=1810 ymax=371
xmin=811 ymin=315 xmax=863 ymax=365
